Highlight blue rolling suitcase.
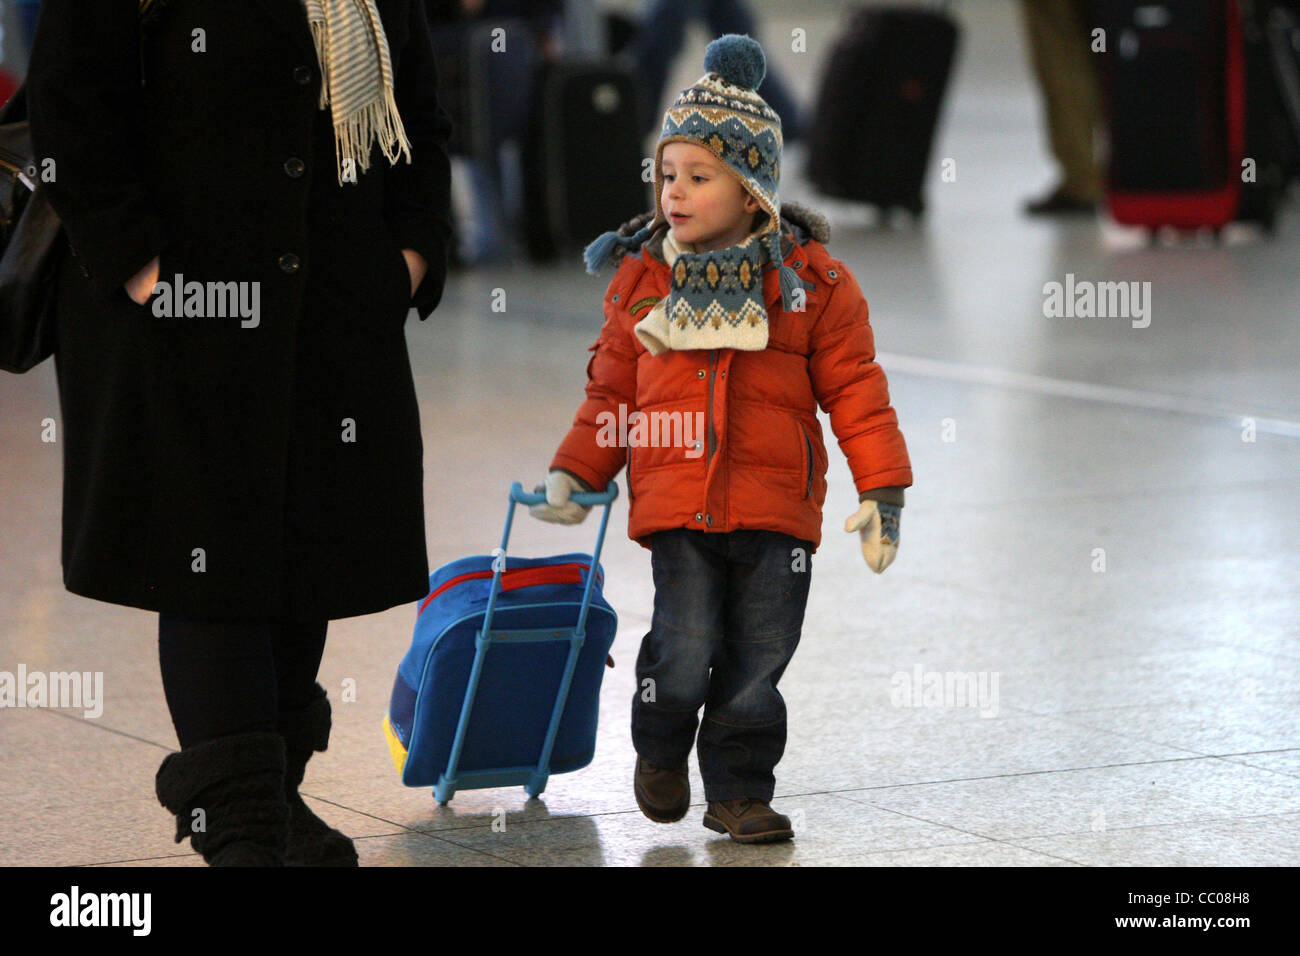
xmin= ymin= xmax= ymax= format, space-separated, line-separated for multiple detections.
xmin=384 ymin=481 xmax=620 ymax=804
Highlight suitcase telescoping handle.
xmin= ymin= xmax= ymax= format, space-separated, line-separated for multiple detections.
xmin=480 ymin=480 xmax=620 ymax=643
xmin=434 ymin=479 xmax=620 ymax=805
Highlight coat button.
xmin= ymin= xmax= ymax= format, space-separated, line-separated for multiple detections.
xmin=696 ymin=369 xmax=705 ymax=378
xmin=284 ymin=157 xmax=305 ymax=178
xmin=694 ymin=512 xmax=703 ymax=522
xmin=793 ymin=261 xmax=803 ymax=269
xmin=294 ymin=65 xmax=313 ymax=85
xmin=278 ymin=254 xmax=301 ymax=274
xmin=705 ymin=513 xmax=713 ymax=526
xmin=827 ymin=269 xmax=838 ymax=278
xmin=612 ymin=293 xmax=620 ymax=302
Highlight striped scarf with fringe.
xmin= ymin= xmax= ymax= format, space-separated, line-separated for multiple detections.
xmin=302 ymin=0 xmax=412 ymax=185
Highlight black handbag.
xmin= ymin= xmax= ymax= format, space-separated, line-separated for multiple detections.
xmin=0 ymin=84 xmax=64 ymax=374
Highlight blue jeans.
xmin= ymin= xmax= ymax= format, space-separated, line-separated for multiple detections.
xmin=631 ymin=0 xmax=803 ymax=143
xmin=17 ymin=1 xmax=41 ymax=54
xmin=632 ymin=528 xmax=813 ymax=802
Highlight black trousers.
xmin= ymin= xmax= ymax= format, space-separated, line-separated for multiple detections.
xmin=157 ymin=614 xmax=329 ymax=749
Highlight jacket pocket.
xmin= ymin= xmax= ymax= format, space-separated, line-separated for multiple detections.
xmin=798 ymin=421 xmax=813 ymax=499
xmin=375 ymin=229 xmax=412 ymax=319
xmin=388 ymin=240 xmax=413 ymax=312
xmin=125 ymin=244 xmax=170 ymax=315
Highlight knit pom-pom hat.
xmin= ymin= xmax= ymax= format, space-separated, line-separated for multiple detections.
xmin=582 ymin=33 xmax=808 ymax=314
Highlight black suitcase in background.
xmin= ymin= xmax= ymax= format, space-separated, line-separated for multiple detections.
xmin=1099 ymin=0 xmax=1232 ymax=198
xmin=806 ymin=4 xmax=960 ymax=218
xmin=520 ymin=58 xmax=648 ymax=262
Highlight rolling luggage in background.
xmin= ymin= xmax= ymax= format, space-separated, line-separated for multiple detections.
xmin=520 ymin=57 xmax=647 ymax=262
xmin=1102 ymin=0 xmax=1294 ymax=232
xmin=806 ymin=3 xmax=960 ymax=218
xmin=383 ymin=482 xmax=620 ymax=805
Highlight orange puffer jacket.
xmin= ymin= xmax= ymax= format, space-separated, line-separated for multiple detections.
xmin=550 ymin=202 xmax=912 ymax=553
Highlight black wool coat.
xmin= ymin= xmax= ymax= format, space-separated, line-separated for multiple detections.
xmin=27 ymin=0 xmax=453 ymax=621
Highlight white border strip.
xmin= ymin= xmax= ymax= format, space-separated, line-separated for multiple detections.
xmin=877 ymin=352 xmax=1300 ymax=439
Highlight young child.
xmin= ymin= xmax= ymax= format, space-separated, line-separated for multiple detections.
xmin=530 ymin=34 xmax=912 ymax=844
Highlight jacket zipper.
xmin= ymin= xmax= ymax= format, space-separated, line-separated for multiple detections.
xmin=706 ymin=350 xmax=718 ymax=467
xmin=801 ymin=424 xmax=813 ymax=499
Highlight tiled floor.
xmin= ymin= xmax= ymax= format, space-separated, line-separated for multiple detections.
xmin=3 ymin=1 xmax=1299 ymax=866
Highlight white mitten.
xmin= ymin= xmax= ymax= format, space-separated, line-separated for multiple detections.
xmin=844 ymin=499 xmax=901 ymax=574
xmin=529 ymin=470 xmax=591 ymax=525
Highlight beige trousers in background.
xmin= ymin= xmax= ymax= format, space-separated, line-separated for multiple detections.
xmin=1019 ymin=0 xmax=1105 ymax=200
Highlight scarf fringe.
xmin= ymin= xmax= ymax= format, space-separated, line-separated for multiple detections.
xmin=306 ymin=1 xmax=412 ymax=186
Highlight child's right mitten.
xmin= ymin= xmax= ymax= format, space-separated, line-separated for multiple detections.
xmin=529 ymin=470 xmax=593 ymax=525
xmin=844 ymin=499 xmax=901 ymax=574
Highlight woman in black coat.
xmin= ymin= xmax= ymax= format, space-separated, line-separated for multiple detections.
xmin=27 ymin=0 xmax=453 ymax=865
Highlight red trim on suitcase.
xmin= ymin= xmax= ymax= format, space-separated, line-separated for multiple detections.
xmin=417 ymin=562 xmax=603 ymax=616
xmin=1107 ymin=0 xmax=1247 ymax=228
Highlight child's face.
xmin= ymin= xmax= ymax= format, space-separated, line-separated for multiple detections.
xmin=660 ymin=141 xmax=761 ymax=253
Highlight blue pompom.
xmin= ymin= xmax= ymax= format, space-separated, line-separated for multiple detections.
xmin=703 ymin=34 xmax=766 ymax=91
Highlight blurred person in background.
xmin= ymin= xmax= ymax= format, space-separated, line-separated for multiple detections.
xmin=629 ymin=0 xmax=804 ymax=146
xmin=426 ymin=0 xmax=564 ymax=265
xmin=15 ymin=0 xmax=41 ymax=54
xmin=1019 ymin=0 xmax=1103 ymax=214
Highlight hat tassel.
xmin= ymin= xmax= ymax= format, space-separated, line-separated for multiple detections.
xmin=779 ymin=263 xmax=807 ymax=313
xmin=583 ymin=223 xmax=655 ymax=275
xmin=769 ymin=232 xmax=810 ymax=313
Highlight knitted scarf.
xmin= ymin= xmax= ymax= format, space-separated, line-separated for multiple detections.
xmin=633 ymin=225 xmax=772 ymax=355
xmin=302 ymin=0 xmax=412 ymax=185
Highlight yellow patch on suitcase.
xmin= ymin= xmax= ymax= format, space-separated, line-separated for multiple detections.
xmin=382 ymin=714 xmax=408 ymax=774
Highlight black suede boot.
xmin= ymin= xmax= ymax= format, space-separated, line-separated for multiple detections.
xmin=278 ymin=683 xmax=359 ymax=867
xmin=154 ymin=731 xmax=290 ymax=866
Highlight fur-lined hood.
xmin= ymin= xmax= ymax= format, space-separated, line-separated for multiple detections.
xmin=609 ymin=200 xmax=832 ymax=267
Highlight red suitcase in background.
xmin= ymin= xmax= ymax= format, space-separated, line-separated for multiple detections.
xmin=1101 ymin=0 xmax=1299 ymax=233
xmin=1101 ymin=0 xmax=1247 ymax=231
xmin=0 ymin=69 xmax=18 ymax=111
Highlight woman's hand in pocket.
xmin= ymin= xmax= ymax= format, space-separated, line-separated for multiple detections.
xmin=125 ymin=256 xmax=161 ymax=305
xmin=400 ymin=249 xmax=427 ymax=299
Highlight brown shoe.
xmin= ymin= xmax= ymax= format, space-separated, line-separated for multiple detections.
xmin=634 ymin=756 xmax=690 ymax=823
xmin=703 ymin=798 xmax=794 ymax=844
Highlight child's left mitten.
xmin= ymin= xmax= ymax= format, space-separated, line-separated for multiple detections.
xmin=844 ymin=500 xmax=901 ymax=574
xmin=529 ymin=470 xmax=593 ymax=525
